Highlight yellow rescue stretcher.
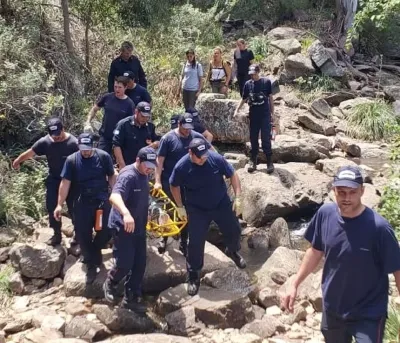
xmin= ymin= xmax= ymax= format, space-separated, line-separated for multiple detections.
xmin=146 ymin=182 xmax=187 ymax=238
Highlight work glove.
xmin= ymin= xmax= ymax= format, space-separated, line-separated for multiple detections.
xmin=232 ymin=197 xmax=242 ymax=217
xmin=176 ymin=207 xmax=187 ymax=221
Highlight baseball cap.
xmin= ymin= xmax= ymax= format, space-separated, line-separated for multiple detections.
xmin=78 ymin=133 xmax=95 ymax=150
xmin=189 ymin=138 xmax=209 ymax=158
xmin=249 ymin=64 xmax=261 ymax=75
xmin=185 ymin=107 xmax=199 ymax=117
xmin=179 ymin=113 xmax=194 ymax=130
xmin=122 ymin=71 xmax=135 ymax=80
xmin=136 ymin=102 xmax=151 ymax=117
xmin=137 ymin=147 xmax=157 ymax=169
xmin=47 ymin=118 xmax=63 ymax=136
xmin=170 ymin=114 xmax=182 ymax=129
xmin=332 ymin=166 xmax=364 ymax=189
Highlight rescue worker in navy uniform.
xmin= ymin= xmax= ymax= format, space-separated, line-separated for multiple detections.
xmin=234 ymin=64 xmax=275 ymax=174
xmin=103 ymin=147 xmax=157 ymax=314
xmin=54 ymin=133 xmax=117 ymax=283
xmin=170 ymin=138 xmax=246 ymax=296
xmin=184 ymin=108 xmax=213 ymax=143
xmin=12 ymin=118 xmax=79 ymax=246
xmin=154 ymin=114 xmax=211 ymax=256
xmin=112 ymin=102 xmax=160 ymax=170
xmin=122 ymin=71 xmax=152 ymax=106
xmin=108 ymin=41 xmax=147 ymax=91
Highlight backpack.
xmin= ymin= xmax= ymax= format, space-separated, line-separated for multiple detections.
xmin=208 ymin=60 xmax=231 ymax=81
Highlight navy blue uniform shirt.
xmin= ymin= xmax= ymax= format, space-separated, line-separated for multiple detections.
xmin=32 ymin=134 xmax=78 ymax=179
xmin=242 ymin=78 xmax=272 ymax=116
xmin=61 ymin=149 xmax=114 ymax=201
xmin=108 ymin=55 xmax=147 ymax=91
xmin=305 ymin=203 xmax=400 ymax=320
xmin=112 ymin=117 xmax=159 ymax=165
xmin=125 ymin=84 xmax=152 ymax=106
xmin=97 ymin=93 xmax=135 ymax=140
xmin=192 ymin=116 xmax=206 ymax=135
xmin=234 ymin=49 xmax=255 ymax=75
xmin=108 ymin=164 xmax=149 ymax=235
xmin=158 ymin=130 xmax=210 ymax=182
xmin=170 ymin=151 xmax=234 ymax=210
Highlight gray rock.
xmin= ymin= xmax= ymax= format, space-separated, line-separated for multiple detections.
xmin=61 ymin=216 xmax=74 ymax=238
xmin=269 ymin=218 xmax=292 ymax=249
xmin=10 ymin=272 xmax=24 ymax=295
xmin=357 ymin=142 xmax=389 ymax=159
xmin=315 ymin=157 xmax=358 ymax=177
xmin=283 ymin=93 xmax=301 ymax=108
xmin=349 ymin=81 xmax=361 ymax=91
xmin=324 ymin=92 xmax=355 ymax=107
xmin=64 ymin=316 xmax=109 ymax=342
xmin=360 ymin=86 xmax=376 ymax=97
xmin=31 ymin=279 xmax=47 ymax=288
xmin=203 ymin=267 xmax=255 ymax=297
xmin=109 ymin=334 xmax=192 ymax=343
xmin=284 ymin=53 xmax=315 ymax=79
xmin=0 ymin=247 xmax=10 ymax=262
xmin=280 ymin=305 xmax=307 ymax=325
xmin=393 ymin=100 xmax=400 ymax=118
xmin=384 ymin=85 xmax=400 ymax=101
xmin=334 ymin=136 xmax=361 ymax=157
xmin=267 ymin=27 xmax=306 ymax=40
xmin=310 ymin=98 xmax=332 ymax=119
xmin=297 ymin=113 xmax=335 ymax=136
xmin=47 ymin=339 xmax=88 ymax=343
xmin=157 ymin=284 xmax=255 ymax=329
xmin=3 ymin=318 xmax=32 ymax=334
xmin=308 ymin=40 xmax=345 ymax=77
xmin=253 ymin=305 xmax=266 ymax=320
xmin=165 ymin=306 xmax=204 ymax=336
xmin=24 ymin=328 xmax=63 ymax=343
xmin=224 ymin=153 xmax=248 ymax=170
xmin=240 ymin=317 xmax=285 ymax=338
xmin=257 ymin=287 xmax=280 ymax=308
xmin=339 ymin=98 xmax=373 ymax=113
xmin=41 ymin=315 xmax=66 ymax=333
xmin=0 ymin=227 xmax=17 ymax=247
xmin=307 ymin=134 xmax=334 ymax=151
xmin=62 ymin=255 xmax=77 ymax=277
xmin=10 ymin=243 xmax=66 ymax=279
xmin=270 ymin=39 xmax=301 ymax=56
xmin=92 ymin=304 xmax=155 ymax=333
xmin=30 ymin=306 xmax=58 ymax=328
xmin=65 ymin=302 xmax=90 ymax=316
xmin=247 ymin=231 xmax=269 ymax=251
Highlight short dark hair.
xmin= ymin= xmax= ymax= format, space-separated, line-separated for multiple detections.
xmin=115 ymin=76 xmax=129 ymax=87
xmin=121 ymin=41 xmax=133 ymax=50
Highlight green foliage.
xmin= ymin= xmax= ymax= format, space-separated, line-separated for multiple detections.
xmin=300 ymin=36 xmax=315 ymax=53
xmin=248 ymin=36 xmax=270 ymax=62
xmin=0 ymin=265 xmax=13 ymax=307
xmin=345 ymin=101 xmax=398 ymax=142
xmin=385 ymin=305 xmax=400 ymax=342
xmin=293 ymin=75 xmax=341 ymax=102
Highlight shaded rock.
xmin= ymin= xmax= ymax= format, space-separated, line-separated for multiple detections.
xmin=310 ymin=99 xmax=332 ymax=119
xmin=270 ymin=271 xmax=288 ymax=285
xmin=315 ymin=157 xmax=357 ymax=177
xmin=258 ymin=287 xmax=280 ymax=308
xmin=284 ymin=54 xmax=315 ymax=80
xmin=109 ymin=334 xmax=192 ymax=343
xmin=283 ymin=93 xmax=301 ymax=108
xmin=0 ymin=247 xmax=10 ymax=262
xmin=3 ymin=318 xmax=32 ymax=334
xmin=10 ymin=243 xmax=66 ymax=279
xmin=0 ymin=227 xmax=17 ymax=247
xmin=165 ymin=306 xmax=204 ymax=336
xmin=376 ymin=70 xmax=400 ymax=87
xmin=349 ymin=81 xmax=361 ymax=91
xmin=297 ymin=113 xmax=335 ymax=136
xmin=31 ymin=279 xmax=47 ymax=288
xmin=92 ymin=304 xmax=155 ymax=333
xmin=157 ymin=284 xmax=254 ymax=329
xmin=203 ymin=267 xmax=254 ymax=297
xmin=10 ymin=271 xmax=24 ymax=295
xmin=324 ymin=92 xmax=355 ymax=107
xmin=339 ymin=98 xmax=373 ymax=113
xmin=280 ymin=305 xmax=307 ymax=325
xmin=196 ymin=94 xmax=249 ymax=143
xmin=384 ymin=86 xmax=400 ymax=101
xmin=308 ymin=40 xmax=345 ymax=77
xmin=267 ymin=27 xmax=306 ymax=41
xmin=224 ymin=153 xmax=248 ymax=170
xmin=61 ymin=217 xmax=74 ymax=238
xmin=62 ymin=255 xmax=77 ymax=277
xmin=269 ymin=218 xmax=292 ymax=249
xmin=360 ymin=86 xmax=376 ymax=97
xmin=241 ymin=317 xmax=285 ymax=338
xmin=247 ymin=231 xmax=269 ymax=251
xmin=270 ymin=39 xmax=301 ymax=56
xmin=64 ymin=316 xmax=109 ymax=342
xmin=24 ymin=328 xmax=63 ymax=343
xmin=253 ymin=305 xmax=266 ymax=320
xmin=238 ymin=163 xmax=330 ymax=227
xmin=331 ymin=106 xmax=344 ymax=119
xmin=335 ymin=136 xmax=361 ymax=158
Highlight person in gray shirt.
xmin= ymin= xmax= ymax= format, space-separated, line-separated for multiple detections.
xmin=179 ymin=48 xmax=204 ymax=110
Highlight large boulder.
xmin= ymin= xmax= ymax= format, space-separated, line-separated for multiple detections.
xmin=267 ymin=27 xmax=306 ymax=41
xmin=165 ymin=306 xmax=204 ymax=336
xmin=269 ymin=217 xmax=292 ymax=249
xmin=297 ymin=113 xmax=336 ymax=136
xmin=339 ymin=98 xmax=373 ymax=114
xmin=315 ymin=157 xmax=357 ymax=177
xmin=196 ymin=93 xmax=249 ymax=143
xmin=334 ymin=135 xmax=361 ymax=158
xmin=283 ymin=54 xmax=315 ymax=80
xmin=270 ymin=39 xmax=301 ymax=56
xmin=10 ymin=243 xmax=66 ymax=279
xmin=324 ymin=92 xmax=355 ymax=107
xmin=308 ymin=40 xmax=345 ymax=77
xmin=64 ymin=242 xmax=234 ymax=297
xmin=310 ymin=98 xmax=332 ymax=119
xmin=157 ymin=284 xmax=255 ymax=329
xmin=64 ymin=316 xmax=109 ymax=342
xmin=383 ymin=86 xmax=400 ymax=101
xmin=109 ymin=334 xmax=192 ymax=343
xmin=240 ymin=317 xmax=285 ymax=339
xmin=238 ymin=163 xmax=330 ymax=227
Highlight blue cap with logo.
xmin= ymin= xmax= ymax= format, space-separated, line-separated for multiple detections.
xmin=136 ymin=101 xmax=151 ymax=117
xmin=170 ymin=114 xmax=182 ymax=129
xmin=185 ymin=107 xmax=199 ymax=117
xmin=179 ymin=113 xmax=194 ymax=129
xmin=332 ymin=166 xmax=364 ymax=189
xmin=78 ymin=133 xmax=95 ymax=150
xmin=47 ymin=117 xmax=63 ymax=136
xmin=122 ymin=70 xmax=135 ymax=80
xmin=137 ymin=146 xmax=157 ymax=168
xmin=189 ymin=138 xmax=209 ymax=158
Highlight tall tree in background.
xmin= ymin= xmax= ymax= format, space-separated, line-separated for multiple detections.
xmin=61 ymin=0 xmax=75 ymax=55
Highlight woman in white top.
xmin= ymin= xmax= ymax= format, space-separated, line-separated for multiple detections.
xmin=179 ymin=48 xmax=204 ymax=110
xmin=206 ymin=47 xmax=231 ymax=95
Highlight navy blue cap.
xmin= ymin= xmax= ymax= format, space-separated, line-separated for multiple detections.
xmin=137 ymin=146 xmax=157 ymax=168
xmin=179 ymin=113 xmax=194 ymax=129
xmin=189 ymin=138 xmax=209 ymax=158
xmin=78 ymin=133 xmax=94 ymax=150
xmin=332 ymin=166 xmax=364 ymax=188
xmin=185 ymin=107 xmax=199 ymax=117
xmin=170 ymin=114 xmax=182 ymax=129
xmin=249 ymin=64 xmax=261 ymax=75
xmin=136 ymin=101 xmax=151 ymax=116
xmin=122 ymin=71 xmax=135 ymax=80
xmin=47 ymin=117 xmax=63 ymax=136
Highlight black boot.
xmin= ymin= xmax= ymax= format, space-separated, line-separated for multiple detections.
xmin=266 ymin=155 xmax=274 ymax=174
xmin=225 ymin=249 xmax=247 ymax=269
xmin=187 ymin=272 xmax=200 ymax=296
xmin=179 ymin=240 xmax=188 ymax=257
xmin=86 ymin=264 xmax=98 ymax=284
xmin=247 ymin=158 xmax=257 ymax=173
xmin=103 ymin=278 xmax=118 ymax=304
xmin=121 ymin=291 xmax=147 ymax=314
xmin=157 ymin=237 xmax=167 ymax=254
xmin=47 ymin=230 xmax=62 ymax=246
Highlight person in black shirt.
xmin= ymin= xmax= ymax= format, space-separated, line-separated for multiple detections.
xmin=112 ymin=102 xmax=160 ymax=169
xmin=234 ymin=64 xmax=275 ymax=174
xmin=233 ymin=39 xmax=255 ymax=96
xmin=122 ymin=71 xmax=152 ymax=106
xmin=12 ymin=118 xmax=79 ymax=246
xmin=108 ymin=41 xmax=147 ymax=91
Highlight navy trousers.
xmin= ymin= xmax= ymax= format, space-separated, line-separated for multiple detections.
xmin=321 ymin=311 xmax=386 ymax=343
xmin=46 ymin=176 xmax=74 ymax=234
xmin=237 ymin=74 xmax=250 ymax=97
xmin=186 ymin=196 xmax=241 ymax=280
xmin=108 ymin=229 xmax=147 ymax=297
xmin=98 ymin=136 xmax=113 ymax=155
xmin=249 ymin=112 xmax=272 ymax=161
xmin=74 ymin=196 xmax=111 ymax=266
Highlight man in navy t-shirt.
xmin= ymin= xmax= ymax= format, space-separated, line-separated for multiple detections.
xmin=12 ymin=118 xmax=79 ymax=246
xmin=54 ymin=133 xmax=117 ymax=284
xmin=185 ymin=107 xmax=213 ymax=143
xmin=122 ymin=71 xmax=152 ymax=106
xmin=234 ymin=64 xmax=275 ymax=174
xmin=103 ymin=147 xmax=156 ymax=314
xmin=170 ymin=138 xmax=246 ymax=296
xmin=281 ymin=166 xmax=400 ymax=343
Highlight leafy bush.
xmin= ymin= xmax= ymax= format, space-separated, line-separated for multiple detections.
xmin=294 ymin=75 xmax=341 ymax=102
xmin=345 ymin=101 xmax=398 ymax=142
xmin=249 ymin=36 xmax=270 ymax=62
xmin=300 ymin=36 xmax=315 ymax=53
xmin=0 ymin=265 xmax=13 ymax=308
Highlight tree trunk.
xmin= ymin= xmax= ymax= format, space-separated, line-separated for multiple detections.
xmin=335 ymin=0 xmax=358 ymax=35
xmin=84 ymin=20 xmax=91 ymax=72
xmin=61 ymin=0 xmax=74 ymax=55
